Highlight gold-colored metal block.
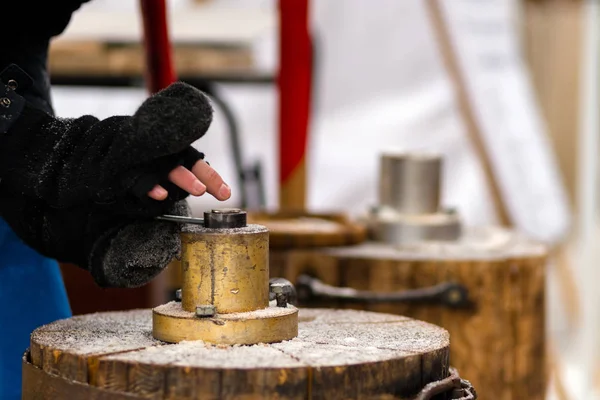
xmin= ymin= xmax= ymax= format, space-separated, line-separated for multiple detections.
xmin=152 ymin=209 xmax=299 ymax=345
xmin=180 ymin=225 xmax=269 ymax=314
xmin=152 ymin=302 xmax=298 ymax=344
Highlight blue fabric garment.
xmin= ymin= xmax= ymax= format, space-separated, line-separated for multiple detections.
xmin=0 ymin=218 xmax=71 ymax=400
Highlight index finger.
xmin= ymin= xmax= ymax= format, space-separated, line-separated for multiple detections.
xmin=191 ymin=160 xmax=231 ymax=201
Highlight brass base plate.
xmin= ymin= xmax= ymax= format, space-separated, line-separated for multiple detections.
xmin=152 ymin=301 xmax=298 ymax=344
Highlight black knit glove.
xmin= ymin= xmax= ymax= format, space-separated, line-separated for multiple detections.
xmin=0 ymin=81 xmax=214 ymax=287
xmin=0 ymin=81 xmax=212 ymax=216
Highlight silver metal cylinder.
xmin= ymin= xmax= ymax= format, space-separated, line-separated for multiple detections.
xmin=379 ymin=153 xmax=441 ymax=214
xmin=370 ymin=152 xmax=461 ymax=246
xmin=370 ymin=214 xmax=461 ymax=245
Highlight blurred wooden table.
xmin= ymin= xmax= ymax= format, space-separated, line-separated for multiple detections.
xmin=49 ymin=5 xmax=276 ymax=85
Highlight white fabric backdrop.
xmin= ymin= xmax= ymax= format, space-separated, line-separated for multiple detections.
xmin=52 ymin=0 xmax=499 ymax=229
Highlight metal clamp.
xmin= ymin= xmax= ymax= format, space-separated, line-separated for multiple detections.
xmin=295 ymin=275 xmax=471 ymax=309
xmin=415 ymin=367 xmax=477 ymax=400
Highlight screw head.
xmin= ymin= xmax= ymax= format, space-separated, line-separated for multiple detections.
xmin=196 ymin=305 xmax=216 ymax=317
xmin=269 ymin=278 xmax=297 ymax=306
xmin=441 ymin=283 xmax=470 ymax=308
xmin=447 ymin=289 xmax=462 ymax=304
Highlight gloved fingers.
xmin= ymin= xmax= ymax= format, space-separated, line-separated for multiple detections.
xmin=125 ymin=147 xmax=205 ymax=201
xmin=148 ymin=185 xmax=168 ymax=200
xmin=124 ymin=151 xmax=191 ymax=201
xmin=144 ymin=158 xmax=229 ymax=203
xmin=167 ymin=166 xmax=206 ymax=196
xmin=129 ymin=82 xmax=213 ymax=162
xmin=146 ymin=169 xmax=207 ymax=201
xmin=147 ymin=147 xmax=208 ymax=200
xmin=191 ymin=159 xmax=231 ymax=201
xmin=147 ymin=158 xmax=213 ymax=201
xmin=147 ymin=183 xmax=193 ymax=202
xmin=147 ymin=166 xmax=209 ymax=201
xmin=181 ymin=146 xmax=205 ymax=170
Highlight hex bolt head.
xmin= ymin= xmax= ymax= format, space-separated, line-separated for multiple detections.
xmin=271 ymin=286 xmax=283 ymax=294
xmin=195 ymin=305 xmax=216 ymax=317
xmin=175 ymin=289 xmax=182 ymax=301
xmin=269 ymin=278 xmax=297 ymax=307
xmin=270 ymin=284 xmax=284 ymax=307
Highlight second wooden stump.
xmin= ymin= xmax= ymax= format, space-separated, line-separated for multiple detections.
xmin=269 ymin=226 xmax=547 ymax=399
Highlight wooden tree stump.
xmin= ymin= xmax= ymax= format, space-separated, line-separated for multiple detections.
xmin=270 ymin=226 xmax=547 ymax=399
xmin=23 ymin=309 xmax=456 ymax=399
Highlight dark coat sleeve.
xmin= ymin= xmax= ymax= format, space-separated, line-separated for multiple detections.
xmin=0 ymin=0 xmax=91 ymax=118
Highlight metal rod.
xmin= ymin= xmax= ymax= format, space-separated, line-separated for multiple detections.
xmin=156 ymin=215 xmax=205 ymax=225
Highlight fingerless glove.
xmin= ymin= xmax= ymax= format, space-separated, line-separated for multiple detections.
xmin=0 ymin=80 xmax=214 ymax=287
xmin=0 ymin=81 xmax=212 ymax=216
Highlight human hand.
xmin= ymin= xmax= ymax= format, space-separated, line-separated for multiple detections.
xmin=0 ymin=81 xmax=233 ymax=287
xmin=0 ymin=81 xmax=228 ymax=216
xmin=147 ymin=159 xmax=231 ymax=202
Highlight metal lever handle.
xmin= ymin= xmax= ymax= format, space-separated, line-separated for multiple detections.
xmin=156 ymin=215 xmax=205 ymax=225
xmin=296 ymin=274 xmax=471 ymax=308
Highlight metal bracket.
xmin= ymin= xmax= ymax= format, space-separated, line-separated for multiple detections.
xmin=295 ymin=275 xmax=471 ymax=309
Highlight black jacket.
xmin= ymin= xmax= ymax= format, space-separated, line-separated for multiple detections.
xmin=1 ymin=0 xmax=90 ymax=117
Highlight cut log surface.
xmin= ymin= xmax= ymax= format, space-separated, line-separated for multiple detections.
xmin=322 ymin=226 xmax=546 ymax=261
xmin=247 ymin=211 xmax=367 ymax=248
xmin=27 ymin=309 xmax=450 ymax=400
xmin=271 ymin=225 xmax=548 ymax=399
